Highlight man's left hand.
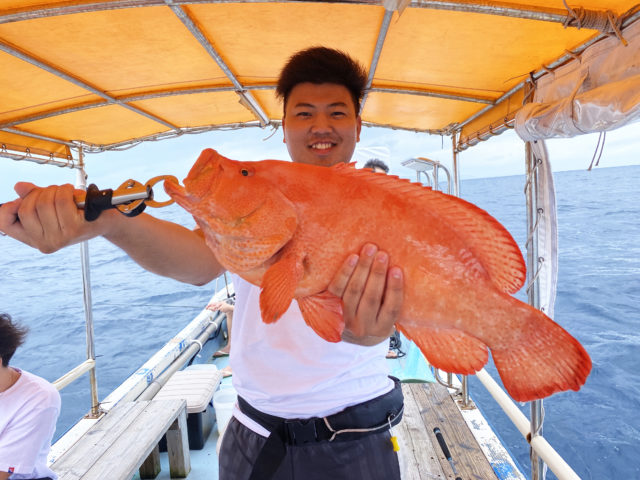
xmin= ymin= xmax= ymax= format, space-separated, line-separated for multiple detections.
xmin=328 ymin=243 xmax=404 ymax=346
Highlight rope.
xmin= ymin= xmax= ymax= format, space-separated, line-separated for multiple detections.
xmin=525 ymin=257 xmax=545 ymax=295
xmin=588 ymin=131 xmax=606 ymax=171
xmin=562 ymin=0 xmax=630 ymax=45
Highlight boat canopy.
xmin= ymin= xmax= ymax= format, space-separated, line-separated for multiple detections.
xmin=1 ymin=0 xmax=639 ymax=163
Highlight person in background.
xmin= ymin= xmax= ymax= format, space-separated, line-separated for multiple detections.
xmin=0 ymin=314 xmax=61 ymax=480
xmin=0 ymin=47 xmax=405 ymax=480
xmin=207 ymin=300 xmax=234 ymax=378
xmin=364 ymin=158 xmax=390 ymax=174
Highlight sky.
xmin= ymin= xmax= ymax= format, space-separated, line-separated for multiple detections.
xmin=1 ymin=122 xmax=638 ymax=203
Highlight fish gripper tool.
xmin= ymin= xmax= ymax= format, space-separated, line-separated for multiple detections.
xmin=78 ymin=175 xmax=178 ymax=221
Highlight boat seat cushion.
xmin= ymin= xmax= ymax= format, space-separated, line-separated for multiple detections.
xmin=155 ymin=365 xmax=223 ymax=414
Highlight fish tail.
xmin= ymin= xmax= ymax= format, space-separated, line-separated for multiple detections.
xmin=491 ymin=304 xmax=592 ymax=402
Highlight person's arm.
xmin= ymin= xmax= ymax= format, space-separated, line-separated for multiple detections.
xmin=328 ymin=243 xmax=403 ymax=346
xmin=0 ymin=182 xmax=224 ymax=285
xmin=0 ymin=471 xmax=10 ymax=480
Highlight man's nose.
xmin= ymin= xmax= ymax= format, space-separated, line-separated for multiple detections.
xmin=310 ymin=113 xmax=333 ymax=133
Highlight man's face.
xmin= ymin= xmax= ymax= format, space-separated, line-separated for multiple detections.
xmin=282 ymin=82 xmax=362 ymax=167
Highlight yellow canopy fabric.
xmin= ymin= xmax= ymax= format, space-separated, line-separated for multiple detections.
xmin=1 ymin=1 xmax=638 ymax=159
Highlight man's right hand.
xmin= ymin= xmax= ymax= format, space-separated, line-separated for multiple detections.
xmin=0 ymin=182 xmax=109 ymax=253
xmin=0 ymin=182 xmax=224 ymax=286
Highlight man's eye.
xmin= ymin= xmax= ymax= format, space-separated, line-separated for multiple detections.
xmin=296 ymin=111 xmax=311 ymax=117
xmin=332 ymin=111 xmax=346 ymax=118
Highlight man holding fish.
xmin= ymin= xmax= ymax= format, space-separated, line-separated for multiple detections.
xmin=0 ymin=47 xmax=406 ymax=479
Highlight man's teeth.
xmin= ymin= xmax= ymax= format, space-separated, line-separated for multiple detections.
xmin=311 ymin=143 xmax=333 ymax=149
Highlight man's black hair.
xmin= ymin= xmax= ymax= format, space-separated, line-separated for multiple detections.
xmin=276 ymin=47 xmax=368 ymax=114
xmin=364 ymin=158 xmax=389 ymax=173
xmin=0 ymin=313 xmax=28 ymax=367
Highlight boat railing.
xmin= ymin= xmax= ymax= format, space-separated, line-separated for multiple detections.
xmin=401 ymin=157 xmax=452 ymax=194
xmin=473 ymin=369 xmax=580 ymax=480
xmin=49 ymin=155 xmax=234 ymax=422
xmin=435 ymin=367 xmax=580 ymax=479
xmin=46 ymin=156 xmax=102 ymax=419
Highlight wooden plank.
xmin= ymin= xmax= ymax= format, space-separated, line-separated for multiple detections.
xmin=167 ymin=407 xmax=191 ymax=478
xmin=81 ymin=399 xmax=187 ymax=480
xmin=398 ymin=384 xmax=448 ymax=479
xmin=52 ymin=402 xmax=147 ymax=480
xmin=411 ymin=383 xmax=499 ymax=480
xmin=139 ymin=445 xmax=161 ymax=479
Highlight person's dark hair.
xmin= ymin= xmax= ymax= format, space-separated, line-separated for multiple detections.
xmin=276 ymin=47 xmax=368 ymax=114
xmin=0 ymin=313 xmax=28 ymax=367
xmin=364 ymin=158 xmax=389 ymax=173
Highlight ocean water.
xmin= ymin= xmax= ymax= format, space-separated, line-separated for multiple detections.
xmin=1 ymin=165 xmax=638 ymax=479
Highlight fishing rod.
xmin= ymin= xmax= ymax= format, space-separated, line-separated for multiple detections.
xmin=0 ymin=175 xmax=177 ymax=222
xmin=434 ymin=427 xmax=462 ymax=480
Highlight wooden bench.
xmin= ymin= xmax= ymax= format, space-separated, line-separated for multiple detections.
xmin=52 ymin=399 xmax=191 ymax=480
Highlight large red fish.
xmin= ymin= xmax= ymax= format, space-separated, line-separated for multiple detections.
xmin=165 ymin=149 xmax=591 ymax=401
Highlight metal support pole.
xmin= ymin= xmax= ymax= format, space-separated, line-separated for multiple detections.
xmin=460 ymin=374 xmax=471 ymax=407
xmin=525 ymin=138 xmax=545 ymax=480
xmin=75 ymin=147 xmax=100 ymax=418
xmin=451 ymin=132 xmax=461 ymax=197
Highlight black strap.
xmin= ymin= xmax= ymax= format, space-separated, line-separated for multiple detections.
xmin=241 ymin=377 xmax=404 ymax=480
xmin=247 ymin=422 xmax=287 ymax=480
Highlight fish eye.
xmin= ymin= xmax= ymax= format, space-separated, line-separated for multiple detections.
xmin=241 ymin=169 xmax=249 ymax=177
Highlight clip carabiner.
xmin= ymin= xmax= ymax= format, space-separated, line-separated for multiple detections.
xmin=143 ymin=175 xmax=179 ymax=209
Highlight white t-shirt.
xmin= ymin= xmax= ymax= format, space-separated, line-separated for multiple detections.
xmin=230 ymin=274 xmax=393 ymax=420
xmin=0 ymin=368 xmax=60 ymax=480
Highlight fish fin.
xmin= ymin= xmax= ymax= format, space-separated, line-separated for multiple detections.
xmin=397 ymin=324 xmax=488 ymax=374
xmin=333 ymin=164 xmax=525 ymax=294
xmin=259 ymin=254 xmax=303 ymax=324
xmin=297 ymin=291 xmax=344 ymax=343
xmin=490 ymin=304 xmax=592 ymax=402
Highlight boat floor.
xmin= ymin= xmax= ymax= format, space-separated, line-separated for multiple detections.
xmin=135 ymin=356 xmax=501 ymax=480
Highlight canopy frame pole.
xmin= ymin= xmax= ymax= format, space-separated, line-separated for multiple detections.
xmin=407 ymin=0 xmax=629 ymax=26
xmin=451 ymin=131 xmax=460 ymax=197
xmin=1 ymin=0 xmax=635 ymax=29
xmin=360 ymin=8 xmax=394 ymax=115
xmin=75 ymin=146 xmax=101 ymax=418
xmin=2 ymin=83 xmax=495 ymax=133
xmin=1 ymin=128 xmax=77 ymax=166
xmin=167 ymin=2 xmax=270 ymax=127
xmin=522 ymin=79 xmax=545 ymax=480
xmin=0 ymin=41 xmax=180 ymax=131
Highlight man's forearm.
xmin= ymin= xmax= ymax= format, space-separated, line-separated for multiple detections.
xmin=103 ymin=211 xmax=224 ymax=285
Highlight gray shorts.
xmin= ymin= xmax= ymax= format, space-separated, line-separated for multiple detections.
xmin=219 ymin=416 xmax=401 ymax=480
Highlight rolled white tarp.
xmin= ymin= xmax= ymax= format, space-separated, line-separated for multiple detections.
xmin=515 ymin=19 xmax=640 ymax=141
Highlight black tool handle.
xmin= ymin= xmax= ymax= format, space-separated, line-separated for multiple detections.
xmin=434 ymin=427 xmax=452 ymax=460
xmin=84 ymin=183 xmax=114 ymax=221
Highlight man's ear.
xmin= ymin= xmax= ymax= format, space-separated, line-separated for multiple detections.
xmin=356 ymin=116 xmax=362 ymax=142
xmin=282 ymin=115 xmax=287 ymax=144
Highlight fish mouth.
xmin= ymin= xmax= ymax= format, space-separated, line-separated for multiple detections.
xmin=164 ymin=178 xmax=187 ymax=202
